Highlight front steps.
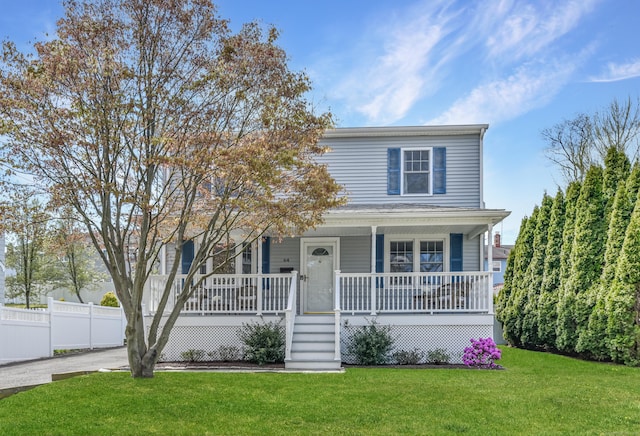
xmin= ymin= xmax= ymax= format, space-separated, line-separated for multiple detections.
xmin=285 ymin=315 xmax=342 ymax=371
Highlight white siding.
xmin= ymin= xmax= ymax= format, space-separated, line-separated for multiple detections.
xmin=318 ymin=134 xmax=481 ymax=207
xmin=340 ymin=236 xmax=371 ymax=273
xmin=463 ymin=235 xmax=481 ymax=272
xmin=269 ymin=238 xmax=300 ymax=273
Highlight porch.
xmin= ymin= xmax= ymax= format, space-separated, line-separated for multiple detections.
xmin=144 ymin=271 xmax=494 ymax=369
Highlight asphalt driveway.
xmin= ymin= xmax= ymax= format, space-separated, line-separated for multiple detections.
xmin=0 ymin=347 xmax=129 ymax=392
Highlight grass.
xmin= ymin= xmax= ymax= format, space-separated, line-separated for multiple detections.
xmin=0 ymin=347 xmax=639 ymax=435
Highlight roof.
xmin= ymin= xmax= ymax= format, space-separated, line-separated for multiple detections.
xmin=484 ymin=245 xmax=513 ymax=260
xmin=323 ymin=124 xmax=489 ymax=139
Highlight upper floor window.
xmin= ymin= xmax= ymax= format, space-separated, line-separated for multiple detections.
xmin=388 ymin=147 xmax=446 ymax=195
xmin=404 ymin=149 xmax=430 ymax=194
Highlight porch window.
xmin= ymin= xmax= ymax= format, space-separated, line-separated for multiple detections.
xmin=389 ymin=239 xmax=444 ymax=272
xmin=420 ymin=241 xmax=444 ymax=272
xmin=242 ymin=243 xmax=253 ymax=274
xmin=390 ymin=241 xmax=413 ymax=272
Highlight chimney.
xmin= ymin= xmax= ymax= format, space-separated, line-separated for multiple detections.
xmin=494 ymin=233 xmax=501 ymax=248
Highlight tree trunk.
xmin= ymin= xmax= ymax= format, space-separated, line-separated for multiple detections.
xmin=125 ymin=308 xmax=157 ymax=378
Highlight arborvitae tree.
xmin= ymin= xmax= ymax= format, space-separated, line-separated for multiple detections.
xmin=520 ymin=193 xmax=553 ymax=348
xmin=496 ymin=216 xmax=528 ymax=345
xmin=537 ymin=188 xmax=565 ymax=349
xmin=577 ymin=149 xmax=631 ymax=358
xmin=605 ymin=190 xmax=640 ymax=366
xmin=502 ymin=209 xmax=538 ymax=347
xmin=557 ymin=166 xmax=607 ymax=353
xmin=578 ymin=181 xmax=631 ymax=358
xmin=602 ymin=147 xmax=631 ymax=218
xmin=496 ymin=226 xmax=519 ymax=325
xmin=555 ymin=181 xmax=582 ymax=351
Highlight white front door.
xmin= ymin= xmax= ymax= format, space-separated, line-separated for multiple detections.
xmin=301 ymin=238 xmax=339 ymax=313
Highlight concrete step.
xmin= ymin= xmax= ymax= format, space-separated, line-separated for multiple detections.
xmin=293 ymin=323 xmax=334 ymax=334
xmin=295 ymin=315 xmax=334 ymax=324
xmin=285 ymin=359 xmax=342 ymax=371
xmin=290 ymin=349 xmax=335 ymax=361
xmin=291 ymin=340 xmax=335 ymax=352
xmin=291 ymin=332 xmax=334 ymax=342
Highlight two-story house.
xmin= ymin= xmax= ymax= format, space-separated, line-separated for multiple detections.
xmin=145 ymin=125 xmax=510 ymax=369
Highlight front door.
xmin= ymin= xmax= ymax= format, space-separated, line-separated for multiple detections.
xmin=301 ymin=238 xmax=339 ymax=313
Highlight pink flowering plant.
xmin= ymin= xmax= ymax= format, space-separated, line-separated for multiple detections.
xmin=462 ymin=337 xmax=502 ymax=369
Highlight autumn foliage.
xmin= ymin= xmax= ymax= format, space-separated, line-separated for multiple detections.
xmin=0 ymin=0 xmax=343 ymax=376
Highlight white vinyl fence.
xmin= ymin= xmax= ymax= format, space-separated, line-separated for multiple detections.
xmin=0 ymin=297 xmax=125 ymax=365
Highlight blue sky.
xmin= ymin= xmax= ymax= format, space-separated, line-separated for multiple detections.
xmin=2 ymin=0 xmax=639 ymax=244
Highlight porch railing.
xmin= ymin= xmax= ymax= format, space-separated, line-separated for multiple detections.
xmin=284 ymin=271 xmax=298 ymax=361
xmin=146 ymin=273 xmax=295 ymax=315
xmin=336 ymin=271 xmax=493 ymax=315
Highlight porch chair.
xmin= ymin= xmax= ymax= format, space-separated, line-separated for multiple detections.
xmin=237 ymin=286 xmax=257 ymax=310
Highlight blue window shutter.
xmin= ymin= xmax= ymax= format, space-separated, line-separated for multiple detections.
xmin=181 ymin=240 xmax=194 ymax=274
xmin=387 ymin=148 xmax=401 ymax=195
xmin=450 ymin=233 xmax=463 ymax=272
xmin=433 ymin=147 xmax=446 ymax=194
xmin=375 ymin=234 xmax=384 ymax=273
xmin=261 ymin=237 xmax=271 ymax=274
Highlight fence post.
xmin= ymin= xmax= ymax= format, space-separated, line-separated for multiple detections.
xmin=89 ymin=302 xmax=94 ymax=350
xmin=48 ymin=297 xmax=54 ymax=357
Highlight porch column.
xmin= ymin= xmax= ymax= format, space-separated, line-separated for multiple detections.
xmin=370 ymin=226 xmax=377 ymax=273
xmin=160 ymin=244 xmax=166 ymax=275
xmin=487 ymin=224 xmax=494 ymax=314
xmin=257 ymin=236 xmax=263 ymax=274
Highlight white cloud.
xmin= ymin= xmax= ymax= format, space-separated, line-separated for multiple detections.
xmin=329 ymin=1 xmax=460 ymax=124
xmin=325 ymin=0 xmax=600 ymax=126
xmin=427 ymin=60 xmax=578 ymax=126
xmin=483 ymin=0 xmax=599 ymax=61
xmin=589 ymin=59 xmax=640 ymax=83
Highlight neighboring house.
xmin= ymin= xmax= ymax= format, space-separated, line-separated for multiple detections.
xmin=145 ymin=125 xmax=510 ymax=369
xmin=483 ymin=233 xmax=513 ymax=292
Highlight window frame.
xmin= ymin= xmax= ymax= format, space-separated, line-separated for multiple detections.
xmin=401 ymin=147 xmax=433 ymax=196
xmin=385 ymin=235 xmax=448 ymax=273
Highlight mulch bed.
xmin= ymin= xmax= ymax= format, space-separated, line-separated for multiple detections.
xmin=157 ymin=361 xmax=504 ymax=370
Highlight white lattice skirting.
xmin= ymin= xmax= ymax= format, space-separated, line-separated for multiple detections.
xmin=151 ymin=314 xmax=494 ymax=364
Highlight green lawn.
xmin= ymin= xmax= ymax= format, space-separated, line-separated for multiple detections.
xmin=1 ymin=347 xmax=639 ymax=435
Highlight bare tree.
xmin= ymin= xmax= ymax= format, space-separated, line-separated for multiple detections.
xmin=0 ymin=0 xmax=343 ymax=377
xmin=543 ymin=97 xmax=640 ymax=185
xmin=542 ymin=113 xmax=595 ymax=184
xmin=593 ymin=97 xmax=640 ymax=162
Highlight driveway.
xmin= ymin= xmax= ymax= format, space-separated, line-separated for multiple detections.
xmin=0 ymin=347 xmax=129 ymax=392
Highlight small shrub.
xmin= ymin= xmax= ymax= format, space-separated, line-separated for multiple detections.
xmin=426 ymin=348 xmax=451 ymax=365
xmin=209 ymin=345 xmax=241 ymax=362
xmin=346 ymin=319 xmax=395 ymax=365
xmin=180 ymin=349 xmax=206 ymax=362
xmin=100 ymin=292 xmax=119 ymax=307
xmin=393 ymin=348 xmax=425 ymax=365
xmin=462 ymin=337 xmax=502 ymax=369
xmin=237 ymin=321 xmax=285 ymax=365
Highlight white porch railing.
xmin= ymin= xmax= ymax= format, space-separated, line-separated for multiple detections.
xmin=336 ymin=271 xmax=493 ymax=315
xmin=146 ymin=273 xmax=296 ymax=315
xmin=284 ymin=271 xmax=298 ymax=361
